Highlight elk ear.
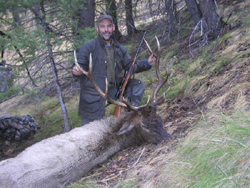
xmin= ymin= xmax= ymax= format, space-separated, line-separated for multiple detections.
xmin=117 ymin=122 xmax=135 ymax=135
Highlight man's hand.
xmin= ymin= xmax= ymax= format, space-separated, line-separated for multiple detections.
xmin=72 ymin=65 xmax=83 ymax=75
xmin=148 ymin=54 xmax=156 ymax=66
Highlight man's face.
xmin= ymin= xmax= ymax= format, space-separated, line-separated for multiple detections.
xmin=95 ymin=19 xmax=115 ymax=42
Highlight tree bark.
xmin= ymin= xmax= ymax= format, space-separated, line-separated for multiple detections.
xmin=46 ymin=37 xmax=71 ymax=132
xmin=105 ymin=0 xmax=122 ymax=40
xmin=199 ymin=0 xmax=222 ymax=37
xmin=77 ymin=0 xmax=95 ymax=29
xmin=165 ymin=0 xmax=178 ymax=40
xmin=11 ymin=7 xmax=21 ymax=24
xmin=31 ymin=3 xmax=71 ymax=132
xmin=185 ymin=0 xmax=201 ymax=24
xmin=185 ymin=0 xmax=224 ymax=38
xmin=125 ymin=0 xmax=137 ymax=36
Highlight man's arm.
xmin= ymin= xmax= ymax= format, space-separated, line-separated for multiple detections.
xmin=121 ymin=44 xmax=156 ymax=73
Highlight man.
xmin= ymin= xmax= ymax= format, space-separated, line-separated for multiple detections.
xmin=73 ymin=14 xmax=156 ymax=125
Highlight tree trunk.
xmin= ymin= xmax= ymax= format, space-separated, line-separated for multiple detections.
xmin=77 ymin=0 xmax=95 ymax=29
xmin=148 ymin=0 xmax=153 ymax=16
xmin=185 ymin=0 xmax=201 ymax=24
xmin=31 ymin=3 xmax=71 ymax=132
xmin=46 ymin=37 xmax=71 ymax=132
xmin=11 ymin=7 xmax=21 ymax=24
xmin=105 ymin=0 xmax=122 ymax=40
xmin=199 ymin=0 xmax=223 ymax=37
xmin=33 ymin=3 xmax=42 ymax=26
xmin=125 ymin=0 xmax=137 ymax=36
xmin=185 ymin=0 xmax=224 ymax=38
xmin=165 ymin=0 xmax=178 ymax=40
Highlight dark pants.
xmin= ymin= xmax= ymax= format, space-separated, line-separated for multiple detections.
xmin=81 ymin=78 xmax=145 ymax=126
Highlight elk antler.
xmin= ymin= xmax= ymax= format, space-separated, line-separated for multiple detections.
xmin=143 ymin=37 xmax=170 ymax=106
xmin=74 ymin=51 xmax=150 ymax=110
xmin=152 ymin=36 xmax=170 ymax=106
xmin=117 ymin=37 xmax=171 ymax=135
xmin=143 ymin=38 xmax=157 ymax=57
xmin=74 ymin=51 xmax=127 ymax=108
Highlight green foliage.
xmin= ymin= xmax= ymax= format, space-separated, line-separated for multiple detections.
xmin=58 ymin=0 xmax=87 ymax=32
xmin=60 ymin=0 xmax=85 ymax=18
xmin=73 ymin=27 xmax=97 ymax=50
xmin=13 ymin=29 xmax=39 ymax=56
xmin=124 ymin=44 xmax=133 ymax=54
xmin=0 ymin=85 xmax=21 ymax=102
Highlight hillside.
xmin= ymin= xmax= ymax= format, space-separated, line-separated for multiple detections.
xmin=67 ymin=1 xmax=250 ymax=187
xmin=1 ymin=0 xmax=250 ymax=187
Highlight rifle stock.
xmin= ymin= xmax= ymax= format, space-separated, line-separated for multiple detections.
xmin=113 ymin=56 xmax=139 ymax=117
xmin=113 ymin=105 xmax=122 ymax=117
xmin=113 ymin=70 xmax=134 ymax=117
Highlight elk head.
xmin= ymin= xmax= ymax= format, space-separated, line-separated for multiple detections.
xmin=74 ymin=36 xmax=172 ymax=144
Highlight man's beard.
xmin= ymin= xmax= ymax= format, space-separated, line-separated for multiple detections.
xmin=100 ymin=31 xmax=113 ymax=41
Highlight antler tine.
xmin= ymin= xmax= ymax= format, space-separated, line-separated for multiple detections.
xmin=154 ymin=36 xmax=161 ymax=83
xmin=74 ymin=51 xmax=127 ymax=108
xmin=74 ymin=50 xmax=89 ymax=75
xmin=143 ymin=38 xmax=156 ymax=56
xmin=152 ymin=36 xmax=170 ymax=106
xmin=123 ymin=95 xmax=151 ymax=111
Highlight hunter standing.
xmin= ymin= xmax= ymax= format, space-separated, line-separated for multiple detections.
xmin=73 ymin=14 xmax=156 ymax=125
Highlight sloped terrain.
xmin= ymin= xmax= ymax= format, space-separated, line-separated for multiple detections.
xmin=0 ymin=0 xmax=250 ymax=187
xmin=67 ymin=1 xmax=250 ymax=187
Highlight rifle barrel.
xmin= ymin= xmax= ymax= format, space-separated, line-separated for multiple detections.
xmin=113 ymin=32 xmax=147 ymax=116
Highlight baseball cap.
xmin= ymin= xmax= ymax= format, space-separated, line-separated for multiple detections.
xmin=97 ymin=14 xmax=113 ymax=23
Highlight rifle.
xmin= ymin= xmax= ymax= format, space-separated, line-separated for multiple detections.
xmin=113 ymin=32 xmax=147 ymax=117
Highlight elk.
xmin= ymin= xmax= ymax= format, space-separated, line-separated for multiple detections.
xmin=0 ymin=37 xmax=171 ymax=188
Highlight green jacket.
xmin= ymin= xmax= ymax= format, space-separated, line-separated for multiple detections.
xmin=77 ymin=36 xmax=151 ymax=119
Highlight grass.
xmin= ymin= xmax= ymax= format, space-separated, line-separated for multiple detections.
xmin=18 ymin=93 xmax=82 ymax=142
xmin=0 ymin=85 xmax=21 ymax=102
xmin=169 ymin=110 xmax=250 ymax=188
xmin=67 ymin=177 xmax=139 ymax=188
xmin=243 ymin=15 xmax=250 ymax=27
xmin=210 ymin=57 xmax=231 ymax=75
xmin=115 ymin=178 xmax=139 ymax=188
xmin=67 ymin=180 xmax=100 ymax=188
